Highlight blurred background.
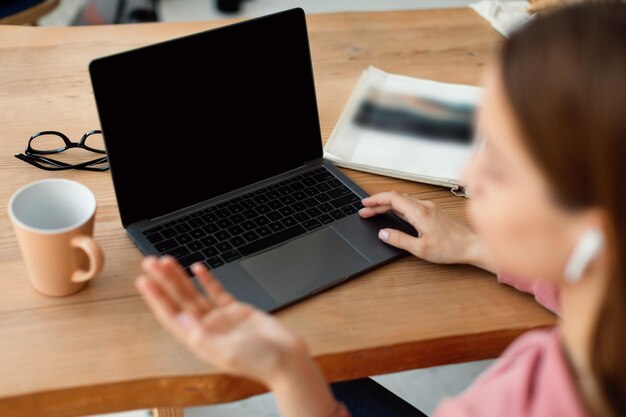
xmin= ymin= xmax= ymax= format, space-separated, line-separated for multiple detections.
xmin=25 ymin=0 xmax=504 ymax=25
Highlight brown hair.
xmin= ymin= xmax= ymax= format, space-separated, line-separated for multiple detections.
xmin=500 ymin=2 xmax=626 ymax=415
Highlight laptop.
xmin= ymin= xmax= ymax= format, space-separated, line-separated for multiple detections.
xmin=89 ymin=8 xmax=415 ymax=312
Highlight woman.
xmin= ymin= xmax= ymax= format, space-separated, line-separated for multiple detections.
xmin=135 ymin=3 xmax=626 ymax=417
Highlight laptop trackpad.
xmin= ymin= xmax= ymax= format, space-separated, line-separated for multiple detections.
xmin=240 ymin=227 xmax=371 ymax=305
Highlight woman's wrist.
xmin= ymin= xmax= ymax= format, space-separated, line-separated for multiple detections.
xmin=264 ymin=335 xmax=310 ymax=386
xmin=462 ymin=231 xmax=498 ymax=274
xmin=268 ymin=347 xmax=339 ymax=417
xmin=267 ymin=344 xmax=319 ymax=391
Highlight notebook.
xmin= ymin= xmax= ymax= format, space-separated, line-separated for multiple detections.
xmin=324 ymin=66 xmax=483 ymax=196
xmin=89 ymin=9 xmax=415 ymax=312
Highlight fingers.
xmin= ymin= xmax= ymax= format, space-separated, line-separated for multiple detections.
xmin=362 ymin=191 xmax=411 ymax=207
xmin=142 ymin=256 xmax=210 ymax=318
xmin=360 ymin=191 xmax=439 ymax=228
xmin=378 ymin=228 xmax=421 ymax=253
xmin=360 ymin=192 xmax=421 ymax=224
xmin=360 ymin=207 xmax=409 ymax=223
xmin=191 ymin=262 xmax=236 ymax=307
xmin=359 ymin=204 xmax=396 ymax=218
xmin=135 ymin=275 xmax=186 ymax=339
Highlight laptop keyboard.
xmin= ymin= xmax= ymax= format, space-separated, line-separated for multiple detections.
xmin=141 ymin=167 xmax=364 ymax=272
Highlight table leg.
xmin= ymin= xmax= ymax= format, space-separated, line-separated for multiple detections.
xmin=152 ymin=407 xmax=185 ymax=417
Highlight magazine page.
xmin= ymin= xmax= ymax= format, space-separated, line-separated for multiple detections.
xmin=324 ymin=66 xmax=483 ymax=186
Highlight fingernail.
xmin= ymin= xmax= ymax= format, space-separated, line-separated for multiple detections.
xmin=191 ymin=262 xmax=203 ymax=272
xmin=359 ymin=208 xmax=367 ymax=214
xmin=378 ymin=229 xmax=389 ymax=241
xmin=176 ymin=312 xmax=198 ymax=330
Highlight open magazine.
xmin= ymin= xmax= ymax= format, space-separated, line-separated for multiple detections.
xmin=324 ymin=66 xmax=483 ymax=196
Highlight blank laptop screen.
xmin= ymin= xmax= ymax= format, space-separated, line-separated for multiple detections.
xmin=89 ymin=8 xmax=323 ymax=227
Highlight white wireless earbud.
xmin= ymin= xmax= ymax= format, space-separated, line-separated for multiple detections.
xmin=564 ymin=228 xmax=604 ymax=283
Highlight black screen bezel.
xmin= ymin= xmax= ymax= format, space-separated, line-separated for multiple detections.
xmin=89 ymin=8 xmax=323 ymax=228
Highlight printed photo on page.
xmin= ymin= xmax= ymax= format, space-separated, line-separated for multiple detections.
xmin=324 ymin=66 xmax=483 ymax=189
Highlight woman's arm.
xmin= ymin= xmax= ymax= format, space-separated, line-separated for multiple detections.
xmin=360 ymin=192 xmax=560 ymax=312
xmin=359 ymin=192 xmax=499 ymax=274
xmin=496 ymin=273 xmax=560 ymax=314
xmin=270 ymin=353 xmax=347 ymax=417
xmin=136 ymin=256 xmax=344 ymax=417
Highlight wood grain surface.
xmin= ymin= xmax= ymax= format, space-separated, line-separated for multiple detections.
xmin=0 ymin=9 xmax=555 ymax=417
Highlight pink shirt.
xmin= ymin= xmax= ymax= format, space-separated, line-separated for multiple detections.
xmin=432 ymin=274 xmax=588 ymax=417
xmin=335 ymin=274 xmax=588 ymax=417
xmin=336 ymin=276 xmax=586 ymax=417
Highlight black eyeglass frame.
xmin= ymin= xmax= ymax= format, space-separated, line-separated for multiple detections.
xmin=15 ymin=130 xmax=109 ymax=172
xmin=25 ymin=130 xmax=106 ymax=155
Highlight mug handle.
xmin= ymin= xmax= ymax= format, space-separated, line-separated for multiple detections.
xmin=70 ymin=235 xmax=105 ymax=283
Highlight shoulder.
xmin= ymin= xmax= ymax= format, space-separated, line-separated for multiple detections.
xmin=433 ymin=329 xmax=587 ymax=417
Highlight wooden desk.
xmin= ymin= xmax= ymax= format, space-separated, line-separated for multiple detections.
xmin=0 ymin=9 xmax=556 ymax=417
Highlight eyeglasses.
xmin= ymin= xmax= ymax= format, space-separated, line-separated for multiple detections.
xmin=14 ymin=130 xmax=109 ymax=171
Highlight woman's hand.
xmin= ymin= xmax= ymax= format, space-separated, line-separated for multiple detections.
xmin=135 ymin=256 xmax=308 ymax=387
xmin=359 ymin=191 xmax=497 ymax=273
xmin=137 ymin=257 xmax=341 ymax=417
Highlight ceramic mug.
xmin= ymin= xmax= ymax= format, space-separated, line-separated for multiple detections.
xmin=8 ymin=179 xmax=105 ymax=296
